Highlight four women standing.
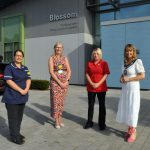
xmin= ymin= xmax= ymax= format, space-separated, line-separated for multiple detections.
xmin=1 ymin=43 xmax=146 ymax=144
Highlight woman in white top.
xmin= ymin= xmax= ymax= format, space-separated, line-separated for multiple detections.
xmin=116 ymin=44 xmax=145 ymax=143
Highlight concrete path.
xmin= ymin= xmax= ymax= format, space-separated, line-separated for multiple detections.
xmin=0 ymin=85 xmax=150 ymax=150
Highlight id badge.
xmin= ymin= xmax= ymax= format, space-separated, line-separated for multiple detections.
xmin=58 ymin=70 xmax=63 ymax=74
xmin=123 ymin=69 xmax=127 ymax=75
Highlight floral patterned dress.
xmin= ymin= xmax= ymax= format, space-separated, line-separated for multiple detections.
xmin=50 ymin=55 xmax=68 ymax=119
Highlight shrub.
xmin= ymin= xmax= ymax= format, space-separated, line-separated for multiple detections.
xmin=30 ymin=80 xmax=49 ymax=90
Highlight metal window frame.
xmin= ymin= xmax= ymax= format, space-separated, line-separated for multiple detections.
xmin=86 ymin=0 xmax=150 ymax=14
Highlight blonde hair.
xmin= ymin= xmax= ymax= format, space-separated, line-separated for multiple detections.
xmin=124 ymin=44 xmax=137 ymax=63
xmin=91 ymin=48 xmax=102 ymax=60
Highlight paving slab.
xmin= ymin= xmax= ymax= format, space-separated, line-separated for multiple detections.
xmin=0 ymin=85 xmax=150 ymax=150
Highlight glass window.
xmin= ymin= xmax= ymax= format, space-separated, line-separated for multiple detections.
xmin=3 ymin=16 xmax=20 ymax=43
xmin=1 ymin=15 xmax=24 ymax=63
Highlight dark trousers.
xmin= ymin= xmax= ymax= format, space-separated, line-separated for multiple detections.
xmin=5 ymin=103 xmax=25 ymax=139
xmin=87 ymin=92 xmax=106 ymax=127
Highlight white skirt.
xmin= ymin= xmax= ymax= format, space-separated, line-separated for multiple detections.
xmin=116 ymin=82 xmax=140 ymax=127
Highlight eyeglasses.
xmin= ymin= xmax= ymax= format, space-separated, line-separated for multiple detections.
xmin=55 ymin=47 xmax=62 ymax=48
xmin=15 ymin=55 xmax=23 ymax=58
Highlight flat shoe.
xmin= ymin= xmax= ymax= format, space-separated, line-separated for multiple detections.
xmin=60 ymin=123 xmax=65 ymax=127
xmin=83 ymin=122 xmax=93 ymax=129
xmin=11 ymin=138 xmax=25 ymax=145
xmin=55 ymin=125 xmax=60 ymax=129
xmin=20 ymin=134 xmax=25 ymax=140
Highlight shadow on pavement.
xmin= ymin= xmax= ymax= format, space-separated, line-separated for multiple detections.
xmin=30 ymin=95 xmax=150 ymax=138
xmin=24 ymin=105 xmax=54 ymax=126
xmin=80 ymin=95 xmax=150 ymax=127
xmin=92 ymin=124 xmax=125 ymax=139
xmin=32 ymin=103 xmax=86 ymax=127
xmin=63 ymin=111 xmax=86 ymax=126
xmin=0 ymin=116 xmax=9 ymax=139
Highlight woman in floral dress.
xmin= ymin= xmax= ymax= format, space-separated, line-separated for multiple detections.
xmin=48 ymin=42 xmax=71 ymax=129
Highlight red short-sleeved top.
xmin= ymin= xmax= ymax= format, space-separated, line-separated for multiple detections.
xmin=86 ymin=59 xmax=110 ymax=92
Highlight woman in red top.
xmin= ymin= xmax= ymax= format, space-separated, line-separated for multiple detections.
xmin=84 ymin=48 xmax=110 ymax=130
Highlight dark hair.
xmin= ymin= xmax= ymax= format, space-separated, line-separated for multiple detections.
xmin=0 ymin=55 xmax=3 ymax=62
xmin=14 ymin=49 xmax=24 ymax=57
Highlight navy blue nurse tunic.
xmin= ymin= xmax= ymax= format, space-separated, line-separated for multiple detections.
xmin=1 ymin=62 xmax=31 ymax=104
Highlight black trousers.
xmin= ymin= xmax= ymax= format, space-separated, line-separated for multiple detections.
xmin=5 ymin=103 xmax=25 ymax=139
xmin=87 ymin=92 xmax=106 ymax=127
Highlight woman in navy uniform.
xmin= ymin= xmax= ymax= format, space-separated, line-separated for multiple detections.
xmin=2 ymin=49 xmax=31 ymax=144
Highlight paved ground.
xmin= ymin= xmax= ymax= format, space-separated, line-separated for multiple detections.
xmin=0 ymin=85 xmax=150 ymax=150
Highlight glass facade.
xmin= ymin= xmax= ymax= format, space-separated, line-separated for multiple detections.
xmin=100 ymin=0 xmax=150 ymax=21
xmin=0 ymin=15 xmax=24 ymax=62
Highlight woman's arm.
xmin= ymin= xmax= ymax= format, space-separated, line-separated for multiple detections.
xmin=25 ymin=79 xmax=31 ymax=92
xmin=6 ymin=79 xmax=31 ymax=95
xmin=6 ymin=80 xmax=23 ymax=94
xmin=123 ymin=72 xmax=145 ymax=82
xmin=98 ymin=74 xmax=108 ymax=85
xmin=48 ymin=57 xmax=62 ymax=85
xmin=93 ymin=74 xmax=108 ymax=88
xmin=120 ymin=74 xmax=124 ymax=83
xmin=86 ymin=73 xmax=94 ymax=86
xmin=65 ymin=57 xmax=71 ymax=81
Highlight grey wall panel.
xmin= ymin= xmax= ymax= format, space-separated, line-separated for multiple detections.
xmin=78 ymin=34 xmax=94 ymax=84
xmin=25 ymin=33 xmax=94 ymax=84
xmin=0 ymin=0 xmax=94 ymax=85
xmin=0 ymin=0 xmax=93 ymax=37
xmin=126 ymin=21 xmax=150 ymax=89
xmin=101 ymin=24 xmax=126 ymax=88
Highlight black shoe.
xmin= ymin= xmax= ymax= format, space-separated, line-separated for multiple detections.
xmin=84 ymin=122 xmax=93 ymax=129
xmin=99 ymin=125 xmax=106 ymax=131
xmin=11 ymin=137 xmax=25 ymax=145
xmin=20 ymin=134 xmax=25 ymax=140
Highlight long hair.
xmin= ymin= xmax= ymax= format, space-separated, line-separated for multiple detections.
xmin=124 ymin=44 xmax=137 ymax=64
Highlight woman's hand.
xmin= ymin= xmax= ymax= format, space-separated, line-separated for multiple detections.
xmin=59 ymin=81 xmax=68 ymax=89
xmin=92 ymin=82 xmax=100 ymax=89
xmin=89 ymin=81 xmax=98 ymax=88
xmin=120 ymin=76 xmax=130 ymax=83
xmin=120 ymin=76 xmax=124 ymax=83
xmin=123 ymin=76 xmax=130 ymax=82
xmin=19 ymin=88 xmax=28 ymax=95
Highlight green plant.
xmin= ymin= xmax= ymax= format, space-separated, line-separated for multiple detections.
xmin=30 ymin=80 xmax=49 ymax=90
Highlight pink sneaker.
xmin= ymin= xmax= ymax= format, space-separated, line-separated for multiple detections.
xmin=125 ymin=126 xmax=131 ymax=140
xmin=127 ymin=127 xmax=136 ymax=143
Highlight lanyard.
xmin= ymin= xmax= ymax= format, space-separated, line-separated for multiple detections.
xmin=124 ymin=59 xmax=137 ymax=69
xmin=123 ymin=59 xmax=137 ymax=75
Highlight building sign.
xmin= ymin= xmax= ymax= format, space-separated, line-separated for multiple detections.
xmin=50 ymin=12 xmax=78 ymax=22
